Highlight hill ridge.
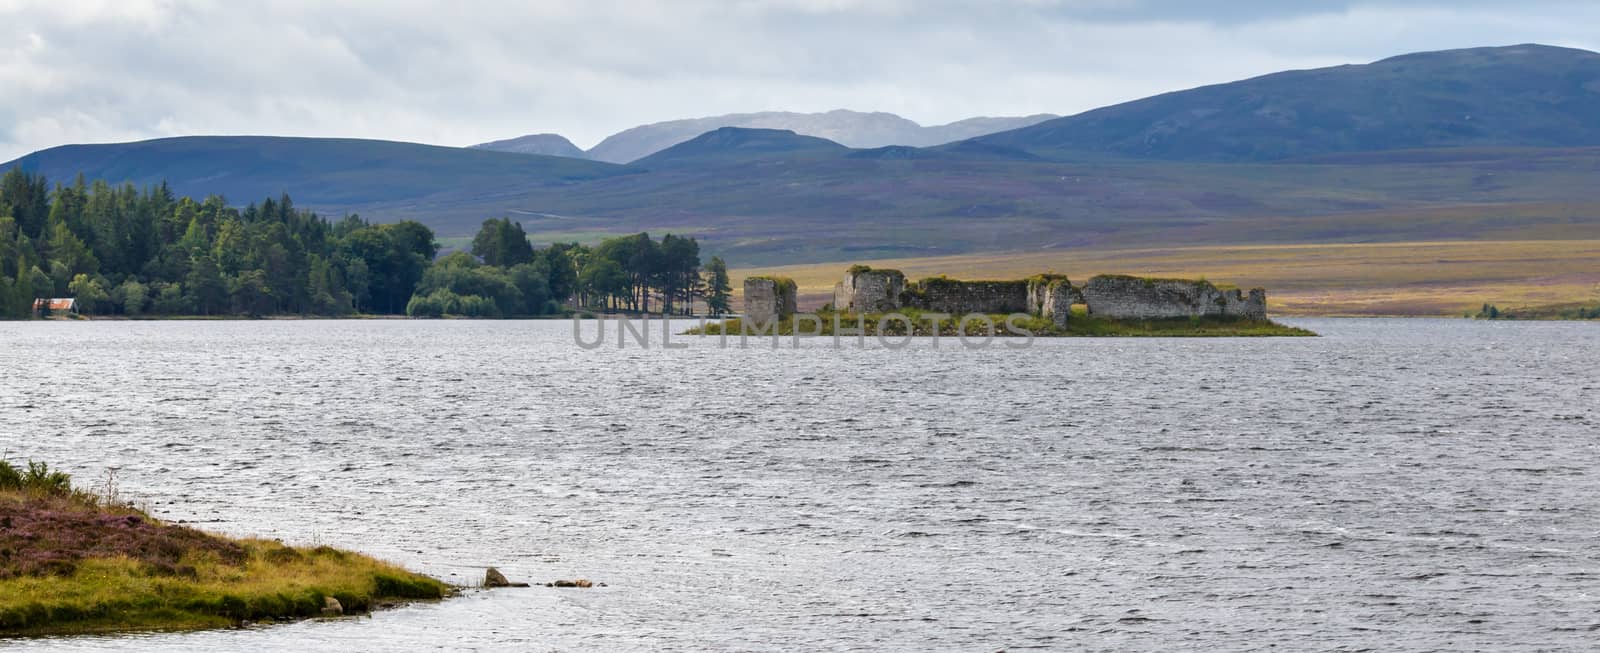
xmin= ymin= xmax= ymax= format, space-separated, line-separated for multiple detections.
xmin=972 ymin=43 xmax=1600 ymax=161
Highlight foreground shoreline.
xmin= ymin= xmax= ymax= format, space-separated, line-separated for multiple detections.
xmin=0 ymin=462 xmax=452 ymax=638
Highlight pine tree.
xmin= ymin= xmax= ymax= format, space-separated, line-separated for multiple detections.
xmin=704 ymin=256 xmax=732 ymax=316
xmin=185 ymin=255 xmax=228 ymax=315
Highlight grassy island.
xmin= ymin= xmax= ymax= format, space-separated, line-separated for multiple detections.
xmin=684 ymin=309 xmax=1315 ymax=338
xmin=0 ymin=462 xmax=451 ymax=637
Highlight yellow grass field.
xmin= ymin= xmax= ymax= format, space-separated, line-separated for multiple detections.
xmin=732 ymin=240 xmax=1600 ymax=316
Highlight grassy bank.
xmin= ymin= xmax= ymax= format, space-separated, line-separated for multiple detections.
xmin=730 ymin=239 xmax=1600 ymax=317
xmin=0 ymin=462 xmax=451 ymax=637
xmin=1471 ymin=301 xmax=1600 ymax=320
xmin=684 ymin=309 xmax=1315 ymax=338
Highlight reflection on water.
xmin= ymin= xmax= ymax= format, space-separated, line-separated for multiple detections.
xmin=1 ymin=318 xmax=1597 ymax=651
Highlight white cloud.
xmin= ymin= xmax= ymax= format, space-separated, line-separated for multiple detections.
xmin=0 ymin=0 xmax=1596 ymax=160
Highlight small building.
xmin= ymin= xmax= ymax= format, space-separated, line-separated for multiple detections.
xmin=33 ymin=298 xmax=78 ymax=315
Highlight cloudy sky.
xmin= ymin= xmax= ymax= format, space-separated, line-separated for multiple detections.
xmin=1 ymin=0 xmax=1597 ymax=160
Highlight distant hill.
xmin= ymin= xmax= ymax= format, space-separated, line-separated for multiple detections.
xmin=582 ymin=109 xmax=1058 ymax=163
xmin=631 ymin=127 xmax=850 ymax=168
xmin=974 ymin=44 xmax=1600 ymax=161
xmin=468 ymin=133 xmax=587 ymax=159
xmin=8 ymin=45 xmax=1600 ymax=265
xmin=1 ymin=135 xmax=630 ymax=207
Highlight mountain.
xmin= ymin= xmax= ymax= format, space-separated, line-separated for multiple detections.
xmin=920 ymin=114 xmax=1060 ymax=145
xmin=583 ymin=110 xmax=1058 ymax=163
xmin=469 ymin=133 xmax=587 ymax=159
xmin=7 ymin=45 xmax=1600 ymax=265
xmin=1 ymin=135 xmax=630 ymax=207
xmin=974 ymin=44 xmax=1600 ymax=161
xmin=631 ymin=127 xmax=850 ymax=168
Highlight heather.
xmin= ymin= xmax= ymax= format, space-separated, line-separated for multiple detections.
xmin=0 ymin=461 xmax=450 ymax=636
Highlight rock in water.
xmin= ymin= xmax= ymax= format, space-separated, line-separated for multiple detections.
xmin=485 ymin=567 xmax=511 ymax=588
xmin=322 ymin=596 xmax=344 ymax=616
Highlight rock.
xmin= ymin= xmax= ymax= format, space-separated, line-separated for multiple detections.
xmin=551 ymin=579 xmax=593 ymax=588
xmin=321 ymin=596 xmax=343 ymax=616
xmin=485 ymin=567 xmax=530 ymax=588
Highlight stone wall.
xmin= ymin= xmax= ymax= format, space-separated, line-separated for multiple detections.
xmin=833 ymin=268 xmax=905 ymax=313
xmin=744 ymin=276 xmax=797 ymax=326
xmin=909 ymin=278 xmax=1032 ymax=315
xmin=1082 ymin=275 xmax=1265 ymax=319
xmin=820 ymin=266 xmax=1265 ymax=324
xmin=1223 ymin=288 xmax=1268 ymax=319
xmin=1027 ymin=275 xmax=1078 ymax=326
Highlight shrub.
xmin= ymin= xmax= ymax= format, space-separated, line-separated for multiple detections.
xmin=0 ymin=461 xmax=72 ymax=495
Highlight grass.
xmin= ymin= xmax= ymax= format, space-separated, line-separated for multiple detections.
xmin=731 ymin=239 xmax=1600 ymax=317
xmin=1471 ymin=301 xmax=1600 ymax=320
xmin=0 ymin=462 xmax=451 ymax=637
xmin=684 ymin=308 xmax=1314 ymax=338
xmin=421 ymin=147 xmax=1600 ymax=259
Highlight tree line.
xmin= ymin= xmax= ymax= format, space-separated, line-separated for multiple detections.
xmin=413 ymin=217 xmax=734 ymax=317
xmin=0 ymin=171 xmax=734 ymax=319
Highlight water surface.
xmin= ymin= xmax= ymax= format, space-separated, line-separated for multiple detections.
xmin=1 ymin=318 xmax=1597 ymax=651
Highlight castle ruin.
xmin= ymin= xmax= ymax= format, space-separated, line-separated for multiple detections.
xmin=745 ymin=266 xmax=1266 ymax=323
xmin=742 ymin=276 xmax=798 ymax=326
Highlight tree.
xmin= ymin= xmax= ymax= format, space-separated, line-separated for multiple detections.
xmin=578 ymin=257 xmax=628 ymax=310
xmin=541 ymin=243 xmax=579 ymax=304
xmin=658 ymin=234 xmax=700 ymax=315
xmin=151 ymin=282 xmax=189 ymax=314
xmin=67 ymin=274 xmax=109 ymax=314
xmin=411 ymin=252 xmax=520 ymax=315
xmin=341 ymin=223 xmax=433 ymax=314
xmin=385 ymin=220 xmax=440 ymax=262
xmin=471 ymin=218 xmax=534 ymax=267
xmin=185 ymin=255 xmax=228 ymax=315
xmin=117 ymin=279 xmax=149 ymax=316
xmin=509 ymin=262 xmax=552 ymax=314
xmin=27 ymin=265 xmax=52 ymax=304
xmin=704 ymin=256 xmax=732 ymax=316
xmin=45 ymin=220 xmax=98 ymax=278
xmin=229 ymin=270 xmax=274 ymax=316
xmin=0 ymin=258 xmax=35 ymax=319
xmin=0 ymin=169 xmax=52 ymax=238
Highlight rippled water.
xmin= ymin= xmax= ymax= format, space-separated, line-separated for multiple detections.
xmin=2 ymin=318 xmax=1598 ymax=651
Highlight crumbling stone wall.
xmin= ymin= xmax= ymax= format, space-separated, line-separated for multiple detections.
xmin=821 ymin=266 xmax=1265 ymax=324
xmin=833 ymin=267 xmax=905 ymax=313
xmin=1082 ymin=275 xmax=1265 ymax=319
xmin=1027 ymin=275 xmax=1079 ymax=326
xmin=1222 ymin=288 xmax=1268 ymax=319
xmin=744 ymin=276 xmax=797 ymax=326
xmin=909 ymin=278 xmax=1031 ymax=315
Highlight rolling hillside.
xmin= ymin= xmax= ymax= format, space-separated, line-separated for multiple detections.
xmin=467 ymin=133 xmax=588 ymax=159
xmin=973 ymin=44 xmax=1600 ymax=161
xmin=631 ymin=127 xmax=851 ymax=169
xmin=1 ymin=135 xmax=631 ymax=206
xmin=4 ymin=45 xmax=1600 ymax=274
xmin=574 ymin=109 xmax=1058 ymax=163
xmin=468 ymin=109 xmax=1058 ymax=163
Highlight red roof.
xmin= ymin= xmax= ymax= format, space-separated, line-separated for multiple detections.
xmin=32 ymin=298 xmax=77 ymax=311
